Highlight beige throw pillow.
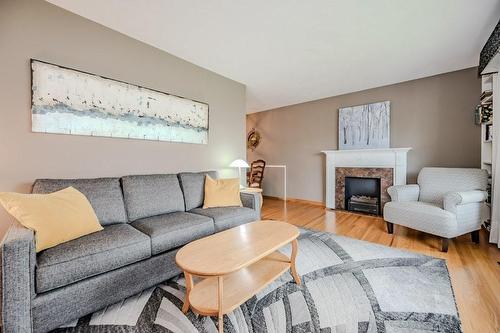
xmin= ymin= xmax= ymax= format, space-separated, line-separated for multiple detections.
xmin=0 ymin=187 xmax=103 ymax=252
xmin=203 ymin=175 xmax=243 ymax=209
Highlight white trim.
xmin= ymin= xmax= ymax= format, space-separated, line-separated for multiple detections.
xmin=266 ymin=165 xmax=287 ymax=201
xmin=321 ymin=148 xmax=412 ymax=154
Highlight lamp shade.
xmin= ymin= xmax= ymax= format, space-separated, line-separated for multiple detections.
xmin=229 ymin=159 xmax=249 ymax=168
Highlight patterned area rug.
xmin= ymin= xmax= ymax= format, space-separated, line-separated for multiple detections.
xmin=52 ymin=229 xmax=462 ymax=332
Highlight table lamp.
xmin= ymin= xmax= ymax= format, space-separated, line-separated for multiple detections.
xmin=230 ymin=159 xmax=250 ymax=188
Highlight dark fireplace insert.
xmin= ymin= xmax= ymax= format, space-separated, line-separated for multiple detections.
xmin=344 ymin=176 xmax=381 ymax=215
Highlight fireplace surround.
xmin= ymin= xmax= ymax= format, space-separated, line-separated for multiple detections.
xmin=335 ymin=167 xmax=393 ymax=215
xmin=322 ymin=148 xmax=411 ymax=210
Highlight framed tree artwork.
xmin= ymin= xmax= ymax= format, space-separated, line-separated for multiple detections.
xmin=338 ymin=101 xmax=390 ymax=150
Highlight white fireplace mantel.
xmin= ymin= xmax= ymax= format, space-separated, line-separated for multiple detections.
xmin=322 ymin=148 xmax=412 ymax=209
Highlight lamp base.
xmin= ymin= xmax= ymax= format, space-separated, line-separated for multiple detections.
xmin=238 ymin=167 xmax=244 ymax=189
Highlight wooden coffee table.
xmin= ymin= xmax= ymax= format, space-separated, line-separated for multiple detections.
xmin=175 ymin=220 xmax=301 ymax=332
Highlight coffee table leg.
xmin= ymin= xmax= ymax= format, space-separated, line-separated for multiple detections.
xmin=218 ymin=276 xmax=224 ymax=333
xmin=182 ymin=271 xmax=193 ymax=314
xmin=291 ymin=239 xmax=301 ymax=285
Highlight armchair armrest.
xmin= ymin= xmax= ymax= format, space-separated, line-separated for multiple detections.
xmin=240 ymin=192 xmax=261 ymax=218
xmin=387 ymin=185 xmax=420 ymax=202
xmin=443 ymin=190 xmax=488 ymax=214
xmin=1 ymin=222 xmax=36 ymax=332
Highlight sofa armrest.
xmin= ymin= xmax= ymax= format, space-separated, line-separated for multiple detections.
xmin=1 ymin=222 xmax=36 ymax=332
xmin=240 ymin=192 xmax=261 ymax=218
xmin=387 ymin=185 xmax=420 ymax=202
xmin=443 ymin=190 xmax=488 ymax=214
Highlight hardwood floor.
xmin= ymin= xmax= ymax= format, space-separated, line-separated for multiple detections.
xmin=261 ymin=197 xmax=500 ymax=333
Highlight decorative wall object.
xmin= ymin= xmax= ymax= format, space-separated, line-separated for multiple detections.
xmin=31 ymin=60 xmax=209 ymax=144
xmin=247 ymin=128 xmax=261 ymax=151
xmin=338 ymin=101 xmax=390 ymax=150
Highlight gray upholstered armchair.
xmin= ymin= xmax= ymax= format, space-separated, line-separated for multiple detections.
xmin=383 ymin=167 xmax=488 ymax=252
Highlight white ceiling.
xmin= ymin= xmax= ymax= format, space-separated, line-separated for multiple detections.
xmin=46 ymin=0 xmax=500 ymax=113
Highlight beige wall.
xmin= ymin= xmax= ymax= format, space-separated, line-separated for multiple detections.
xmin=0 ymin=0 xmax=246 ymax=236
xmin=247 ymin=68 xmax=480 ymax=203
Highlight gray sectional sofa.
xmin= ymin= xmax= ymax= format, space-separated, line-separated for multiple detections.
xmin=0 ymin=171 xmax=261 ymax=333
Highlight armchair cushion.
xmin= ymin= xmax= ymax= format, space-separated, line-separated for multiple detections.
xmin=387 ymin=184 xmax=420 ymax=202
xmin=384 ymin=201 xmax=457 ymax=238
xmin=443 ymin=190 xmax=487 ymax=214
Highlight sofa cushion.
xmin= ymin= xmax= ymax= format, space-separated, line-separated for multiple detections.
xmin=131 ymin=212 xmax=214 ymax=255
xmin=0 ymin=187 xmax=103 ymax=252
xmin=383 ymin=201 xmax=457 ymax=238
xmin=36 ymin=224 xmax=150 ymax=293
xmin=178 ymin=171 xmax=217 ymax=211
xmin=32 ymin=178 xmax=128 ymax=225
xmin=203 ymin=176 xmax=243 ymax=209
xmin=122 ymin=174 xmax=185 ymax=221
xmin=190 ymin=206 xmax=259 ymax=232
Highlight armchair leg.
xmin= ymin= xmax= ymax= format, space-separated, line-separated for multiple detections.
xmin=385 ymin=221 xmax=394 ymax=234
xmin=471 ymin=230 xmax=480 ymax=244
xmin=441 ymin=238 xmax=449 ymax=252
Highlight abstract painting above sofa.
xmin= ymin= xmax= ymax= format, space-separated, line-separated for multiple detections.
xmin=31 ymin=60 xmax=209 ymax=144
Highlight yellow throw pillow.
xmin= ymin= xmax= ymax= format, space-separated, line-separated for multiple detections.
xmin=203 ymin=175 xmax=243 ymax=209
xmin=0 ymin=186 xmax=103 ymax=252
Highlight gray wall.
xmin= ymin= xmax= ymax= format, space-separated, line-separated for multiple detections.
xmin=247 ymin=68 xmax=481 ymax=203
xmin=0 ymin=0 xmax=246 ymax=236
